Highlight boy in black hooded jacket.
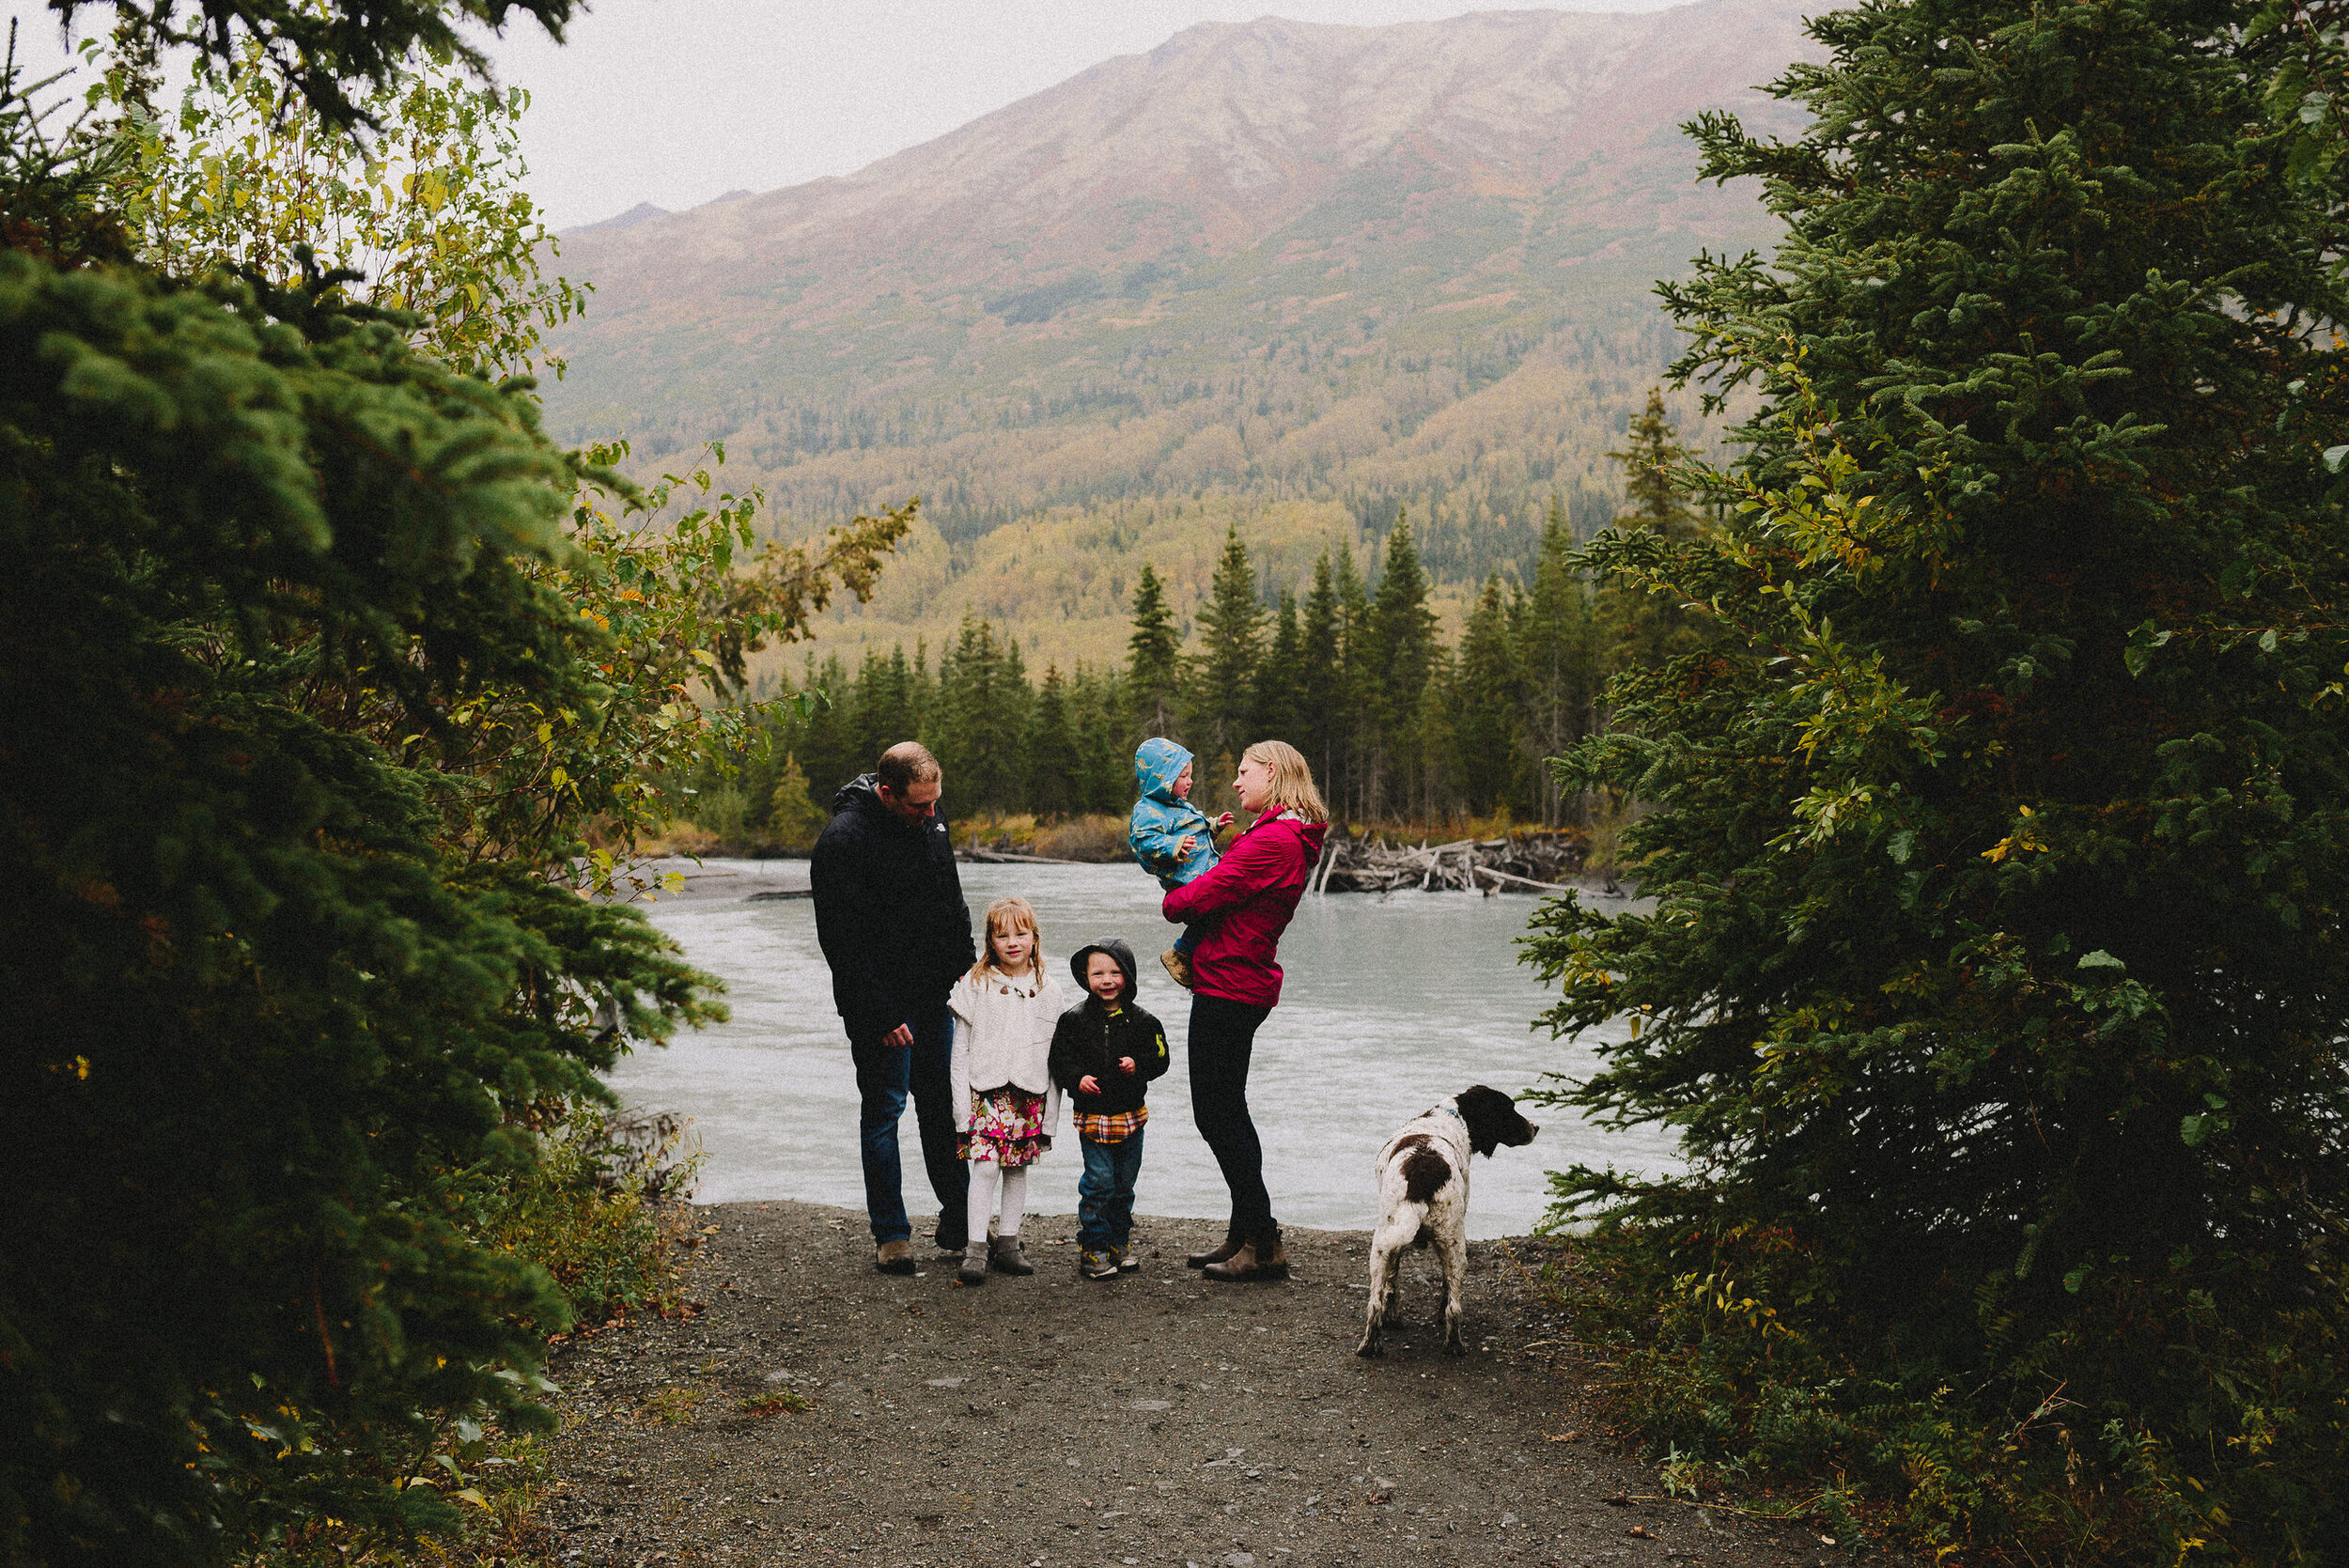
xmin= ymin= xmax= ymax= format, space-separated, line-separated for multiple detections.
xmin=1049 ymin=939 xmax=1170 ymax=1279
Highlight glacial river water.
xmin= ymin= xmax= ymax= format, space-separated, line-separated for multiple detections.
xmin=609 ymin=861 xmax=1675 ymax=1237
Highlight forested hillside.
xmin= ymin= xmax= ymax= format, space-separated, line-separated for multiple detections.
xmin=542 ymin=0 xmax=1812 ymax=669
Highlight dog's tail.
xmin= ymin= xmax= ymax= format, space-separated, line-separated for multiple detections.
xmin=1373 ymin=1196 xmax=1434 ymax=1256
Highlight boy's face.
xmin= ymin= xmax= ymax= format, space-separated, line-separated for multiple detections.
xmin=1085 ymin=952 xmax=1124 ymax=1002
xmin=1173 ymin=761 xmax=1193 ymax=799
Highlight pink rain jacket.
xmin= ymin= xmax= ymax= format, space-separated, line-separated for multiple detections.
xmin=1161 ymin=809 xmax=1329 ymax=1008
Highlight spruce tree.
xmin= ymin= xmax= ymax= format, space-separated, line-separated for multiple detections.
xmin=1366 ymin=512 xmax=1439 ymax=816
xmin=1190 ymin=524 xmax=1266 ymax=765
xmin=767 ymin=754 xmax=829 ymax=849
xmin=1253 ymin=588 xmax=1305 ymax=749
xmin=1124 ymin=564 xmax=1183 ymax=740
xmin=1069 ymin=663 xmax=1130 ymax=815
xmin=1517 ymin=499 xmax=1597 ymax=825
xmin=1028 ymin=664 xmax=1081 ymax=820
xmin=1453 ymin=576 xmax=1522 ymax=815
xmin=1299 ymin=551 xmax=1348 ymax=812
xmin=939 ymin=617 xmax=1019 ymax=815
xmin=1332 ymin=540 xmax=1373 ymax=819
xmin=1530 ymin=0 xmax=2349 ymax=1552
xmin=794 ymin=652 xmax=855 ymax=800
xmin=0 ymin=59 xmax=724 ymax=1557
xmin=1594 ymin=388 xmax=1709 ymax=675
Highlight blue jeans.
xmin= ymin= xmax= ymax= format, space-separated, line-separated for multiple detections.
xmin=849 ymin=1008 xmax=967 ymax=1245
xmin=1078 ymin=1128 xmax=1146 ymax=1252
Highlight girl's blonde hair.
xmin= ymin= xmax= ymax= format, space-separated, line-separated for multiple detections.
xmin=971 ymin=895 xmax=1043 ymax=982
xmin=1242 ymin=739 xmax=1329 ymax=824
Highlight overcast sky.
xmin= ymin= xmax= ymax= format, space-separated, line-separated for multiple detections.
xmin=8 ymin=0 xmax=1681 ymax=230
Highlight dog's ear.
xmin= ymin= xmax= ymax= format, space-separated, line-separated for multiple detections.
xmin=1456 ymin=1084 xmax=1537 ymax=1157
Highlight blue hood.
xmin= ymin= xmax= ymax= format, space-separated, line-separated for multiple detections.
xmin=1134 ymin=737 xmax=1193 ymax=803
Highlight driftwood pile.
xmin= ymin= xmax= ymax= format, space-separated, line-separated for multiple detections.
xmin=1310 ymin=830 xmax=1588 ymax=895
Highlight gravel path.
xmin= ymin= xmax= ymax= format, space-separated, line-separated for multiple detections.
xmin=534 ymin=1200 xmax=1856 ymax=1568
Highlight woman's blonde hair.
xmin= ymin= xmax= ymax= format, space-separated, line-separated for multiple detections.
xmin=971 ymin=895 xmax=1043 ymax=982
xmin=1241 ymin=739 xmax=1329 ymax=824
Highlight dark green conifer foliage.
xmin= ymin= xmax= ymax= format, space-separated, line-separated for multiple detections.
xmin=1365 ymin=513 xmax=1439 ymax=811
xmin=1190 ymin=524 xmax=1266 ymax=766
xmin=938 ymin=616 xmax=1022 ymax=814
xmin=1332 ymin=540 xmax=1373 ymax=819
xmin=1028 ymin=664 xmax=1081 ymax=820
xmin=1516 ymin=499 xmax=1598 ymax=825
xmin=1594 ymin=388 xmax=1710 ymax=673
xmin=1123 ymin=563 xmax=1182 ymax=740
xmin=1253 ymin=588 xmax=1304 ymax=750
xmin=1453 ymin=576 xmax=1521 ymax=814
xmin=0 ymin=255 xmax=711 ymax=1562
xmin=1529 ymin=0 xmax=2349 ymax=1552
xmin=1298 ymin=551 xmax=1348 ymax=800
xmin=45 ymin=0 xmax=575 ymax=129
xmin=1069 ymin=662 xmax=1131 ymax=814
xmin=793 ymin=651 xmax=855 ymax=801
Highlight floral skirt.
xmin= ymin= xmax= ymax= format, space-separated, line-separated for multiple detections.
xmin=959 ymin=1087 xmax=1050 ymax=1168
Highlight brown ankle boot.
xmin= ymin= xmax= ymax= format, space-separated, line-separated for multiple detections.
xmin=1203 ymin=1231 xmax=1288 ymax=1282
xmin=1186 ymin=1234 xmax=1243 ymax=1269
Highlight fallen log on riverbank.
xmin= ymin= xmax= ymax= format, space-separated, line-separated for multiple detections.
xmin=958 ymin=847 xmax=1096 ymax=866
xmin=1314 ymin=829 xmax=1590 ymax=894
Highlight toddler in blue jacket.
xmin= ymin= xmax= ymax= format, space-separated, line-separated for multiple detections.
xmin=1127 ymin=737 xmax=1231 ymax=989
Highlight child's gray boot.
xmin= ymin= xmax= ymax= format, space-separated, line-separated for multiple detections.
xmin=989 ymin=1234 xmax=1034 ymax=1277
xmin=956 ymin=1240 xmax=988 ymax=1287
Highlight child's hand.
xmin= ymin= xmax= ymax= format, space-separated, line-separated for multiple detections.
xmin=1117 ymin=1056 xmax=1137 ymax=1074
xmin=1212 ymin=812 xmax=1234 ymax=829
xmin=1176 ymin=833 xmax=1197 ymax=857
xmin=1078 ymin=1074 xmax=1101 ymax=1094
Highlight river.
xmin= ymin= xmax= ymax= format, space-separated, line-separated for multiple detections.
xmin=609 ymin=860 xmax=1674 ymax=1238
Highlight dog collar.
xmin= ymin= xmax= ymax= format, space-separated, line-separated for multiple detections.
xmin=1439 ymin=1104 xmax=1465 ymax=1123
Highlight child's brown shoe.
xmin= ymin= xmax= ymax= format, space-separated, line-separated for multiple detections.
xmin=956 ymin=1242 xmax=988 ymax=1286
xmin=1159 ymin=948 xmax=1194 ymax=988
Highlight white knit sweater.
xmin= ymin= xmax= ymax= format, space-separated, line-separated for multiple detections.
xmin=947 ymin=964 xmax=1066 ymax=1132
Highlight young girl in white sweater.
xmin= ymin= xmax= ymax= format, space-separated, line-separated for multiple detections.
xmin=949 ymin=895 xmax=1066 ymax=1285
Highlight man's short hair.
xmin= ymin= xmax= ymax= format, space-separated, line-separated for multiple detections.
xmin=876 ymin=742 xmax=941 ymax=795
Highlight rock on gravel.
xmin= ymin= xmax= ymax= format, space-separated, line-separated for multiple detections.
xmin=534 ymin=1200 xmax=1865 ymax=1567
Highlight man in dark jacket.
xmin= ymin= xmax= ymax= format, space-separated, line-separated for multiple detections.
xmin=811 ymin=742 xmax=974 ymax=1274
xmin=1049 ymin=939 xmax=1170 ymax=1279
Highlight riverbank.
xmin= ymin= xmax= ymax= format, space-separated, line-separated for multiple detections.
xmin=526 ymin=1200 xmax=1862 ymax=1568
xmin=611 ymin=855 xmax=1645 ymax=911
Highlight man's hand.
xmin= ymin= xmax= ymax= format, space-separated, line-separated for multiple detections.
xmin=1079 ymin=1074 xmax=1102 ymax=1094
xmin=1118 ymin=1056 xmax=1138 ymax=1074
xmin=1176 ymin=833 xmax=1197 ymax=858
xmin=883 ymin=1022 xmax=915 ymax=1048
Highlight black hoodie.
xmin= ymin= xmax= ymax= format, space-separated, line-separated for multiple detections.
xmin=809 ymin=772 xmax=974 ymax=1040
xmin=1048 ymin=939 xmax=1170 ymax=1117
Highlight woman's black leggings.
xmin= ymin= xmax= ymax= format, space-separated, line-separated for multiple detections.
xmin=1189 ymin=992 xmax=1276 ymax=1244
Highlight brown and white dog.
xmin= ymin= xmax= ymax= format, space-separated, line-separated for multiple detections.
xmin=1356 ymin=1085 xmax=1539 ymax=1358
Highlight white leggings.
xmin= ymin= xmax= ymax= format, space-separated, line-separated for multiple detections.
xmin=965 ymin=1158 xmax=1028 ymax=1248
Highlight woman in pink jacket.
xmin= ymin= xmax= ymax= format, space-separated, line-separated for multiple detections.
xmin=1161 ymin=739 xmax=1330 ymax=1281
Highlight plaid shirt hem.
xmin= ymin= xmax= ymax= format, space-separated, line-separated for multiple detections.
xmin=1074 ymin=1106 xmax=1148 ymax=1143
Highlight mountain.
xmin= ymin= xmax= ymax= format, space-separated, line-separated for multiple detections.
xmin=567 ymin=200 xmax=669 ymax=234
xmin=540 ymin=0 xmax=1817 ymax=673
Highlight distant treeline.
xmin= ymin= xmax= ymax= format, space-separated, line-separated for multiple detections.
xmin=691 ymin=395 xmax=1703 ymax=843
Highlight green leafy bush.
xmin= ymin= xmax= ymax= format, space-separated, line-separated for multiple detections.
xmin=450 ymin=1105 xmax=702 ymax=1333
